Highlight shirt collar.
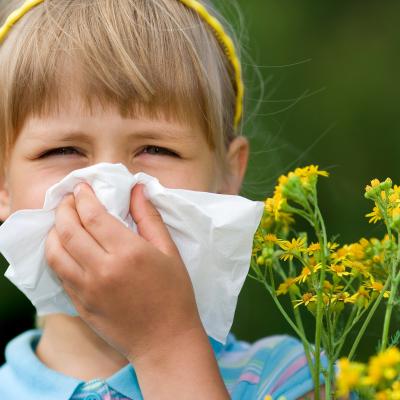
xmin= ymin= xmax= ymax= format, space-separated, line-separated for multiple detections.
xmin=5 ymin=329 xmax=229 ymax=400
xmin=5 ymin=329 xmax=82 ymax=400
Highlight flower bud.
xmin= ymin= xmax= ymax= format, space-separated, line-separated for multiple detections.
xmin=262 ymin=247 xmax=274 ymax=258
xmin=306 ymin=302 xmax=317 ymax=315
xmin=355 ymin=296 xmax=368 ymax=309
xmin=281 ymin=175 xmax=305 ymax=204
xmin=390 ymin=207 xmax=400 ymax=231
xmin=332 ymin=301 xmax=344 ymax=313
xmin=256 ymin=256 xmax=265 ymax=266
xmin=365 ymin=178 xmax=393 ymax=200
xmin=289 ymin=284 xmax=300 ymax=297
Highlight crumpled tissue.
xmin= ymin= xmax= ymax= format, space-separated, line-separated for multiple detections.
xmin=0 ymin=162 xmax=264 ymax=343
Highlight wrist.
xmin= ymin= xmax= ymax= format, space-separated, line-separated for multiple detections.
xmin=131 ymin=324 xmax=229 ymax=399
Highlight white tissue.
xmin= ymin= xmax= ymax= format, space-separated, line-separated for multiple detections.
xmin=0 ymin=162 xmax=263 ymax=344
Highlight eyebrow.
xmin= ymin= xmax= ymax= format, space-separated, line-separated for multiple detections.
xmin=26 ymin=127 xmax=194 ymax=143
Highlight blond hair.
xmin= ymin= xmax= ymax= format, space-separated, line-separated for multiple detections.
xmin=0 ymin=0 xmax=242 ymax=176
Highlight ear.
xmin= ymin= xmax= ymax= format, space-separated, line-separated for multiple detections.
xmin=218 ymin=135 xmax=249 ymax=195
xmin=0 ymin=174 xmax=11 ymax=222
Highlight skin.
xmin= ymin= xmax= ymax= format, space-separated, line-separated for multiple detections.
xmin=0 ymin=95 xmax=249 ymax=399
xmin=0 ymin=95 xmax=320 ymax=399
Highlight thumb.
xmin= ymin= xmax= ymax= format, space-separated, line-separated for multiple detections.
xmin=130 ymin=184 xmax=178 ymax=257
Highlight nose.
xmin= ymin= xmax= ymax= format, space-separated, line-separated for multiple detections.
xmin=90 ymin=151 xmax=143 ymax=176
xmin=91 ymin=151 xmax=129 ymax=169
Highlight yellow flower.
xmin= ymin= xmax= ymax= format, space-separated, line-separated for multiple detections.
xmin=307 ymin=165 xmax=329 ymax=177
xmin=382 ymin=347 xmax=400 ymax=365
xmin=348 ymin=260 xmax=370 ymax=278
xmin=367 ymin=277 xmax=390 ymax=298
xmin=322 ymin=280 xmax=333 ymax=292
xmin=264 ymin=189 xmax=294 ymax=225
xmin=264 ymin=396 xmax=272 ymax=400
xmin=391 ymin=207 xmax=400 ymax=230
xmin=383 ymin=367 xmax=397 ymax=380
xmin=376 ymin=391 xmax=389 ymax=400
xmin=346 ymin=286 xmax=370 ymax=308
xmin=288 ymin=165 xmax=329 ymax=192
xmin=278 ymin=237 xmax=306 ymax=261
xmin=276 ymin=278 xmax=297 ymax=296
xmin=389 ymin=190 xmax=400 ymax=203
xmin=328 ymin=241 xmax=340 ymax=251
xmin=366 ymin=206 xmax=383 ymax=224
xmin=264 ymin=196 xmax=281 ymax=221
xmin=278 ymin=174 xmax=289 ymax=187
xmin=372 ymin=254 xmax=383 ymax=264
xmin=264 ymin=233 xmax=278 ymax=243
xmin=306 ymin=242 xmax=320 ymax=255
xmin=392 ymin=381 xmax=400 ymax=391
xmin=332 ymin=291 xmax=351 ymax=303
xmin=329 ymin=263 xmax=351 ymax=277
xmin=392 ymin=381 xmax=400 ymax=400
xmin=294 ymin=165 xmax=329 ymax=178
xmin=278 ymin=237 xmax=306 ymax=251
xmin=390 ymin=390 xmax=400 ymax=400
xmin=295 ymin=263 xmax=322 ymax=283
xmin=366 ymin=347 xmax=400 ymax=385
xmin=365 ymin=178 xmax=393 ymax=199
xmin=293 ymin=292 xmax=316 ymax=308
xmin=348 ymin=243 xmax=366 ymax=259
xmin=252 ymin=233 xmax=263 ymax=256
xmin=332 ymin=242 xmax=365 ymax=261
xmin=365 ymin=178 xmax=382 ymax=193
xmin=365 ymin=178 xmax=391 ymax=193
xmin=336 ymin=358 xmax=365 ymax=397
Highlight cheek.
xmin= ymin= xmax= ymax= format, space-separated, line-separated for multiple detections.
xmin=151 ymin=159 xmax=221 ymax=192
xmin=8 ymin=171 xmax=63 ymax=212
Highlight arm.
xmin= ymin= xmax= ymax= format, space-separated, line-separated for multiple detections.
xmin=133 ymin=326 xmax=229 ymax=399
xmin=46 ymin=183 xmax=229 ymax=399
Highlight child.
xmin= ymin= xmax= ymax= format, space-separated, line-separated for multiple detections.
xmin=0 ymin=0 xmax=321 ymax=399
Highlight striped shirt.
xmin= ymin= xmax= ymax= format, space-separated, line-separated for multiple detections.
xmin=0 ymin=329 xmax=322 ymax=399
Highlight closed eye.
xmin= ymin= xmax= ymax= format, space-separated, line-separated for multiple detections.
xmin=138 ymin=145 xmax=179 ymax=157
xmin=38 ymin=145 xmax=179 ymax=158
xmin=39 ymin=146 xmax=82 ymax=158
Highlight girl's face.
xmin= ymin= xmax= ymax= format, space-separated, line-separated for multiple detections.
xmin=0 ymin=97 xmax=248 ymax=218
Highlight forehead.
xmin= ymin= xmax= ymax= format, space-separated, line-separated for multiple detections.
xmin=18 ymin=94 xmax=203 ymax=144
xmin=6 ymin=38 xmax=213 ymax=151
xmin=15 ymin=53 xmax=203 ymax=135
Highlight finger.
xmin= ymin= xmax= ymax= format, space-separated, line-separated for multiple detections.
xmin=73 ymin=182 xmax=137 ymax=253
xmin=45 ymin=227 xmax=86 ymax=289
xmin=55 ymin=193 xmax=107 ymax=269
xmin=130 ymin=184 xmax=179 ymax=257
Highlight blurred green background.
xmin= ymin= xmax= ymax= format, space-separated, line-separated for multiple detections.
xmin=1 ymin=0 xmax=400 ymax=364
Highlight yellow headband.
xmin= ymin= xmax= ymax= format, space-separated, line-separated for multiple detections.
xmin=0 ymin=0 xmax=244 ymax=129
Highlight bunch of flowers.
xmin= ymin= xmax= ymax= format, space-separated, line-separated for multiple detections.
xmin=336 ymin=347 xmax=400 ymax=399
xmin=250 ymin=166 xmax=400 ymax=400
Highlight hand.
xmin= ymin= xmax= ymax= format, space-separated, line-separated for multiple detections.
xmin=45 ymin=182 xmax=203 ymax=361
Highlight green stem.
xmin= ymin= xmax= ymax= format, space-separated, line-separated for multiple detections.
xmin=324 ymin=357 xmax=335 ymax=400
xmin=348 ymin=278 xmax=390 ymax=360
xmin=263 ymin=275 xmax=309 ymax=345
xmin=342 ymin=276 xmax=356 ymax=294
xmin=380 ymin=272 xmax=400 ymax=351
xmin=313 ymin=204 xmax=328 ymax=400
xmin=380 ymin=233 xmax=400 ymax=351
xmin=381 ymin=289 xmax=395 ymax=351
xmin=290 ymin=292 xmax=318 ymax=389
xmin=333 ymin=306 xmax=359 ymax=359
